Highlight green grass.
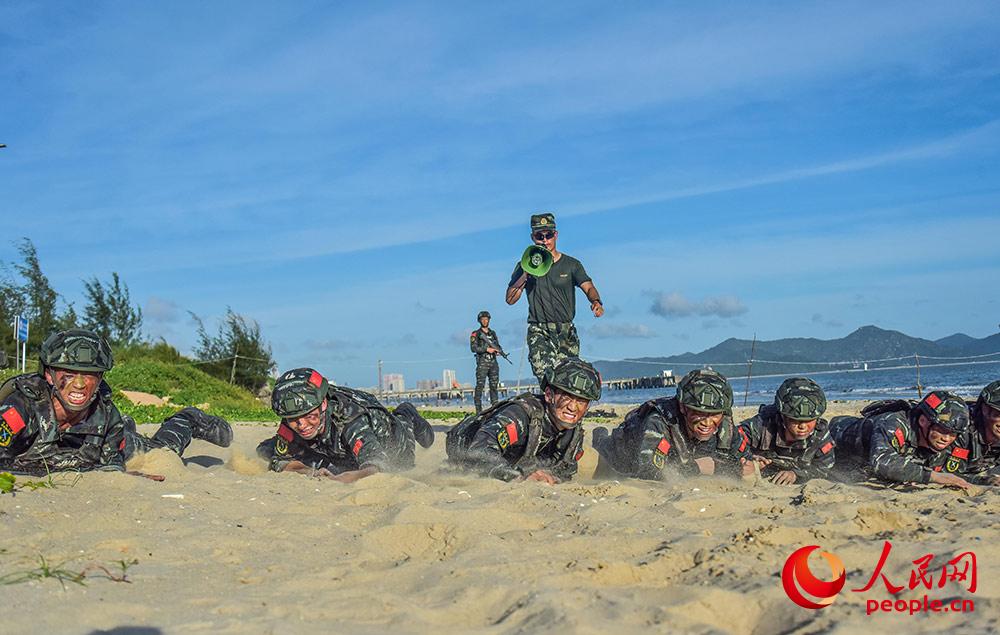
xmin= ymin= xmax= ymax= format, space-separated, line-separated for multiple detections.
xmin=1 ymin=359 xmax=274 ymax=423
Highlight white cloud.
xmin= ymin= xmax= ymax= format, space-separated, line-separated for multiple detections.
xmin=648 ymin=292 xmax=748 ymax=319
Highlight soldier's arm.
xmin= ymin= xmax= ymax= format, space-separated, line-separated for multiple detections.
xmin=342 ymin=414 xmax=394 ymax=473
xmin=869 ymin=421 xmax=931 ymax=484
xmin=714 ymin=424 xmax=753 ymax=478
xmin=630 ymin=411 xmax=674 ymax=481
xmin=545 ymin=432 xmax=584 ymax=482
xmin=506 ymin=264 xmax=527 ymax=304
xmin=466 ymin=405 xmax=529 ymax=481
xmin=0 ymin=403 xmax=35 ymax=463
xmin=470 ymin=331 xmax=487 ymax=354
xmin=738 ymin=416 xmax=764 ymax=454
xmin=97 ymin=408 xmax=128 ymax=472
xmin=793 ymin=433 xmax=836 ymax=482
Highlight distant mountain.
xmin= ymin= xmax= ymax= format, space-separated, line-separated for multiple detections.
xmin=593 ymin=325 xmax=1000 ymax=380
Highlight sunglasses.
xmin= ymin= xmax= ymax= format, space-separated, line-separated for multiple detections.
xmin=532 ymin=231 xmax=556 ymax=241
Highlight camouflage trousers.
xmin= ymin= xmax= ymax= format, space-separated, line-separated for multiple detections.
xmin=474 ymin=357 xmax=500 ymax=413
xmin=526 ymin=322 xmax=580 ymax=383
xmin=122 ymin=407 xmax=232 ymax=461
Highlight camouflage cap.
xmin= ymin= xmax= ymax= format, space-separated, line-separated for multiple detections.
xmin=39 ymin=329 xmax=114 ymax=372
xmin=477 ymin=310 xmax=491 ymax=321
xmin=916 ymin=390 xmax=970 ymax=434
xmin=530 ymin=212 xmax=556 ymax=232
xmin=775 ymin=377 xmax=827 ymax=421
xmin=271 ymin=368 xmax=329 ymax=418
xmin=544 ymin=357 xmax=601 ymax=401
xmin=977 ymin=380 xmax=1000 ymax=410
xmin=677 ymin=369 xmax=733 ymax=413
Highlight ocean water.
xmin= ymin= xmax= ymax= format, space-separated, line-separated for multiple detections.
xmin=597 ymin=360 xmax=1000 ymax=406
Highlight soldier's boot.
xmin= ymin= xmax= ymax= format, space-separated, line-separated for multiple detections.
xmin=395 ymin=402 xmax=435 ymax=449
xmin=176 ymin=407 xmax=234 ymax=448
xmin=474 ymin=386 xmax=484 ymax=413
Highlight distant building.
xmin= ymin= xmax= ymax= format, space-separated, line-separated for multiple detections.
xmin=382 ymin=373 xmax=404 ymax=392
xmin=442 ymin=369 xmax=458 ymax=388
xmin=416 ymin=379 xmax=440 ymax=391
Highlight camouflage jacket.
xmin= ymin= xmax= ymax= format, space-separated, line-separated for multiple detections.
xmin=830 ymin=400 xmax=972 ymax=484
xmin=965 ymin=407 xmax=1000 ymax=484
xmin=0 ymin=373 xmax=126 ymax=475
xmin=470 ymin=328 xmax=502 ymax=362
xmin=738 ymin=404 xmax=836 ymax=482
xmin=445 ymin=393 xmax=583 ymax=482
xmin=594 ymin=396 xmax=751 ymax=480
xmin=257 ymin=385 xmax=415 ymax=474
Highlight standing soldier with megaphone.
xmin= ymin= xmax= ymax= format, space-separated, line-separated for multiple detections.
xmin=506 ymin=213 xmax=604 ymax=383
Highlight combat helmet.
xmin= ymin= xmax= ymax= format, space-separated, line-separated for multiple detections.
xmin=775 ymin=377 xmax=827 ymax=421
xmin=677 ymin=369 xmax=733 ymax=413
xmin=977 ymin=380 xmax=1000 ymax=411
xmin=544 ymin=358 xmax=601 ymax=401
xmin=916 ymin=390 xmax=969 ymax=434
xmin=477 ymin=310 xmax=491 ymax=321
xmin=271 ymin=368 xmax=329 ymax=418
xmin=39 ymin=329 xmax=114 ymax=373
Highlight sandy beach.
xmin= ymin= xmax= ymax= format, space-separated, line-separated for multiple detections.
xmin=2 ymin=401 xmax=997 ymax=634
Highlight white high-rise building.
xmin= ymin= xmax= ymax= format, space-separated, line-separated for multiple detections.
xmin=442 ymin=369 xmax=458 ymax=388
xmin=382 ymin=373 xmax=404 ymax=392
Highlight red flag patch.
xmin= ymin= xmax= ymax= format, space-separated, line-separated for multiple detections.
xmin=119 ymin=438 xmax=126 ymax=451
xmin=893 ymin=427 xmax=906 ymax=448
xmin=951 ymin=446 xmax=969 ymax=460
xmin=820 ymin=441 xmax=833 ymax=454
xmin=656 ymin=438 xmax=671 ymax=454
xmin=308 ymin=371 xmax=324 ymax=387
xmin=575 ymin=449 xmax=584 ymax=461
xmin=738 ymin=428 xmax=749 ymax=453
xmin=352 ymin=438 xmax=364 ymax=456
xmin=2 ymin=407 xmax=26 ymax=435
xmin=277 ymin=424 xmax=295 ymax=442
xmin=506 ymin=422 xmax=519 ymax=445
xmin=924 ymin=393 xmax=942 ymax=410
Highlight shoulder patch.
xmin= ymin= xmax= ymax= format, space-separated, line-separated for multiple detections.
xmin=892 ymin=427 xmax=906 ymax=450
xmin=275 ymin=438 xmax=289 ymax=455
xmin=0 ymin=407 xmax=26 ymax=447
xmin=950 ymin=446 xmax=969 ymax=460
xmin=505 ymin=422 xmax=519 ymax=445
xmin=575 ymin=449 xmax=584 ymax=461
xmin=352 ymin=438 xmax=364 ymax=457
xmin=737 ymin=427 xmax=749 ymax=453
xmin=656 ymin=438 xmax=671 ymax=455
xmin=277 ymin=424 xmax=295 ymax=442
xmin=820 ymin=441 xmax=834 ymax=454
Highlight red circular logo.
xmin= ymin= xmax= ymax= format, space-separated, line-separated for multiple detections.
xmin=781 ymin=545 xmax=846 ymax=609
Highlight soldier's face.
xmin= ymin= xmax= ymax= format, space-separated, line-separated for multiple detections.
xmin=917 ymin=414 xmax=957 ymax=451
xmin=479 ymin=317 xmax=490 ymax=328
xmin=782 ymin=416 xmax=817 ymax=440
xmin=681 ymin=405 xmax=724 ymax=441
xmin=532 ymin=229 xmax=557 ymax=253
xmin=46 ymin=368 xmax=102 ymax=410
xmin=544 ymin=387 xmax=590 ymax=429
xmin=288 ymin=401 xmax=327 ymax=440
xmin=981 ymin=404 xmax=1000 ymax=442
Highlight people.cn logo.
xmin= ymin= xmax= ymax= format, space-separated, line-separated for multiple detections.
xmin=782 ymin=545 xmax=847 ymax=609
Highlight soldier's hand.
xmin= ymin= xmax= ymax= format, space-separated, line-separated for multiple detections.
xmin=770 ymin=470 xmax=798 ymax=486
xmin=522 ymin=469 xmax=560 ymax=485
xmin=739 ymin=458 xmax=756 ymax=479
xmin=486 ymin=347 xmax=499 ymax=354
xmin=693 ymin=456 xmax=716 ymax=475
xmin=753 ymin=455 xmax=772 ymax=467
xmin=929 ymin=471 xmax=974 ymax=492
xmin=591 ymin=301 xmax=605 ymax=317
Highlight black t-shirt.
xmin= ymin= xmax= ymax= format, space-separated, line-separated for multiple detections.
xmin=509 ymin=253 xmax=591 ymax=324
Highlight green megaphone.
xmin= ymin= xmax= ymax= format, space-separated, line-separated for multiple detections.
xmin=520 ymin=245 xmax=553 ymax=277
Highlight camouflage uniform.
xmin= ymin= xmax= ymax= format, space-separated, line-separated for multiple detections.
xmin=830 ymin=391 xmax=973 ymax=484
xmin=738 ymin=378 xmax=836 ymax=483
xmin=965 ymin=381 xmax=1000 ymax=485
xmin=470 ymin=311 xmax=501 ymax=413
xmin=0 ymin=329 xmax=231 ymax=475
xmin=446 ymin=358 xmax=600 ymax=481
xmin=594 ymin=369 xmax=752 ymax=480
xmin=258 ymin=368 xmax=431 ymax=474
xmin=526 ymin=323 xmax=580 ymax=385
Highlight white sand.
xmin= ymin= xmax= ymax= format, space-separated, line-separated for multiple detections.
xmin=1 ymin=403 xmax=996 ymax=634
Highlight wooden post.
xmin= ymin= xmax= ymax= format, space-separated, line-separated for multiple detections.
xmin=230 ymin=349 xmax=239 ymax=385
xmin=743 ymin=333 xmax=757 ymax=407
xmin=914 ymin=354 xmax=922 ymax=399
xmin=377 ymin=359 xmax=383 ymax=397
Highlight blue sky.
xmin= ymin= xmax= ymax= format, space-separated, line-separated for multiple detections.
xmin=2 ymin=1 xmax=999 ymax=387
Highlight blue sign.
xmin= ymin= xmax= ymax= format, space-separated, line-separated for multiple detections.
xmin=15 ymin=316 xmax=28 ymax=342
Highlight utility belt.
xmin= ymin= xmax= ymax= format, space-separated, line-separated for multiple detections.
xmin=528 ymin=321 xmax=574 ymax=333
